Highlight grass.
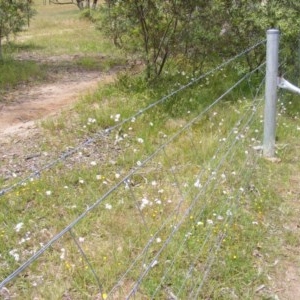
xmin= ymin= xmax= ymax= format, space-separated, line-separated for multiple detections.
xmin=0 ymin=1 xmax=124 ymax=98
xmin=1 ymin=3 xmax=300 ymax=300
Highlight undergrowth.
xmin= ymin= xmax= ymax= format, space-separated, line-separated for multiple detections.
xmin=1 ymin=3 xmax=300 ymax=300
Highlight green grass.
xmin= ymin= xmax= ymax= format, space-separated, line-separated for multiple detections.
xmin=0 ymin=1 xmax=124 ymax=97
xmin=2 ymin=75 xmax=299 ymax=298
xmin=0 ymin=59 xmax=46 ymax=92
xmin=1 ymin=3 xmax=300 ymax=300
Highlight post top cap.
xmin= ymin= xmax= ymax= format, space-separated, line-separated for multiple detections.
xmin=267 ymin=29 xmax=280 ymax=34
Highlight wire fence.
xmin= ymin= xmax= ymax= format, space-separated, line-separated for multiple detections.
xmin=0 ymin=40 xmax=267 ymax=299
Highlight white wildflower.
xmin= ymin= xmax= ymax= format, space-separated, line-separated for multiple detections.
xmin=151 ymin=260 xmax=159 ymax=268
xmin=194 ymin=179 xmax=202 ymax=188
xmin=226 ymin=210 xmax=233 ymax=216
xmin=154 ymin=199 xmax=162 ymax=205
xmin=105 ymin=203 xmax=112 ymax=210
xmin=60 ymin=248 xmax=65 ymax=260
xmin=9 ymin=249 xmax=20 ymax=261
xmin=15 ymin=223 xmax=24 ymax=232
xmin=114 ymin=114 xmax=121 ymax=122
xmin=140 ymin=198 xmax=151 ymax=210
xmin=45 ymin=190 xmax=52 ymax=196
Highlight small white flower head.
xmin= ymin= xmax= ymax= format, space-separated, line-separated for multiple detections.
xmin=79 ymin=179 xmax=84 ymax=184
xmin=149 ymin=122 xmax=154 ymax=127
xmin=15 ymin=223 xmax=24 ymax=232
xmin=60 ymin=248 xmax=65 ymax=260
xmin=226 ymin=210 xmax=233 ymax=216
xmin=79 ymin=237 xmax=85 ymax=243
xmin=154 ymin=199 xmax=162 ymax=205
xmin=131 ymin=117 xmax=136 ymax=123
xmin=114 ymin=114 xmax=121 ymax=122
xmin=45 ymin=190 xmax=52 ymax=196
xmin=140 ymin=198 xmax=151 ymax=210
xmin=87 ymin=118 xmax=96 ymax=125
xmin=194 ymin=179 xmax=202 ymax=188
xmin=217 ymin=215 xmax=224 ymax=221
xmin=151 ymin=260 xmax=159 ymax=268
xmin=207 ymin=219 xmax=214 ymax=225
xmin=90 ymin=161 xmax=97 ymax=166
xmin=151 ymin=180 xmax=157 ymax=186
xmin=105 ymin=203 xmax=112 ymax=210
xmin=137 ymin=138 xmax=144 ymax=144
xmin=96 ymin=175 xmax=102 ymax=180
xmin=137 ymin=161 xmax=142 ymax=166
xmin=115 ymin=173 xmax=120 ymax=179
xmin=156 ymin=237 xmax=162 ymax=243
xmin=9 ymin=249 xmax=20 ymax=261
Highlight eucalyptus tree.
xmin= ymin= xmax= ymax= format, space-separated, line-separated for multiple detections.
xmin=97 ymin=0 xmax=300 ymax=79
xmin=99 ymin=0 xmax=219 ymax=79
xmin=0 ymin=0 xmax=35 ymax=61
xmin=212 ymin=0 xmax=300 ymax=71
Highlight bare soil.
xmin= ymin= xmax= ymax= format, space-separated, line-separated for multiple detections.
xmin=0 ymin=58 xmax=117 ymax=140
xmin=0 ymin=54 xmax=122 ymax=185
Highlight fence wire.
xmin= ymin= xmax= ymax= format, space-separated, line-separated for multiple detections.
xmin=0 ymin=40 xmax=267 ymax=299
xmin=0 ymin=39 xmax=266 ymax=198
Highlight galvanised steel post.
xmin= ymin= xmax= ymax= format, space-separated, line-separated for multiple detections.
xmin=263 ymin=29 xmax=280 ymax=157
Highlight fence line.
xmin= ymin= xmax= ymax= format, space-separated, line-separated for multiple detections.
xmin=108 ymin=64 xmax=266 ymax=298
xmin=0 ymin=67 xmax=265 ymax=293
xmin=150 ymin=82 xmax=265 ymax=298
xmin=0 ymin=40 xmax=268 ymax=298
xmin=0 ymin=39 xmax=266 ymax=198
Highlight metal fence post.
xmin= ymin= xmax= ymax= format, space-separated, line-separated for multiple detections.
xmin=263 ymin=29 xmax=280 ymax=158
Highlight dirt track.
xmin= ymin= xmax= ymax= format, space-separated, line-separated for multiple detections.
xmin=0 ymin=68 xmax=115 ymax=140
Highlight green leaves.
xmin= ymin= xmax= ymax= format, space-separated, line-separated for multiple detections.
xmin=0 ymin=0 xmax=36 ymax=60
xmin=96 ymin=0 xmax=300 ymax=79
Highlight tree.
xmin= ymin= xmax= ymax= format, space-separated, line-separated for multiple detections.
xmin=97 ymin=0 xmax=300 ymax=80
xmin=98 ymin=0 xmax=217 ymax=80
xmin=0 ymin=0 xmax=35 ymax=61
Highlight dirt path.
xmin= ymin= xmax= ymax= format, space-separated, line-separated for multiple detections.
xmin=0 ymin=68 xmax=115 ymax=140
